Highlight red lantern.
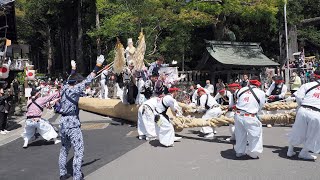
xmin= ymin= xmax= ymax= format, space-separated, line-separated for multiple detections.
xmin=26 ymin=70 xmax=35 ymax=80
xmin=0 ymin=64 xmax=9 ymax=79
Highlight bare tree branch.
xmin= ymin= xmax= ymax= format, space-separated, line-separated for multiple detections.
xmin=147 ymin=31 xmax=161 ymax=57
xmin=300 ymin=17 xmax=320 ymax=26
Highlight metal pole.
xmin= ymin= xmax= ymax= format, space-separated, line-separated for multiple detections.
xmin=284 ymin=1 xmax=290 ymax=89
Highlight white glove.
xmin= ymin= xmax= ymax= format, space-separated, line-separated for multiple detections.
xmin=97 ymin=55 xmax=105 ymax=65
xmin=71 ymin=60 xmax=76 ymax=68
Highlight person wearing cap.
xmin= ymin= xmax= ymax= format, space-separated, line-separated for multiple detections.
xmin=214 ymin=88 xmax=233 ymax=108
xmin=99 ymin=68 xmax=110 ymax=99
xmin=225 ymin=83 xmax=241 ymax=142
xmin=155 ymin=87 xmax=183 ymax=147
xmin=58 ymin=56 xmax=105 ymax=180
xmin=137 ymin=87 xmax=164 ymax=141
xmin=234 ymin=76 xmax=266 ymax=159
xmin=196 ymin=87 xmax=222 ymax=138
xmin=266 ymin=76 xmax=287 ymax=103
xmin=287 ymin=70 xmax=320 ymax=160
xmin=21 ymin=87 xmax=61 ymax=148
xmin=191 ymin=84 xmax=209 ymax=104
xmin=148 ymin=55 xmax=169 ymax=77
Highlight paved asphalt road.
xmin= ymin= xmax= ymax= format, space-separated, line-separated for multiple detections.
xmin=0 ymin=111 xmax=143 ymax=180
xmin=1 ymin=110 xmax=320 ymax=180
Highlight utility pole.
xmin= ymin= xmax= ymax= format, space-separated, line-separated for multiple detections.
xmin=284 ymin=0 xmax=290 ymax=89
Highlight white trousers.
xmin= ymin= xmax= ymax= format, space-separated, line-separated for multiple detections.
xmin=289 ymin=107 xmax=320 ymax=153
xmin=100 ymin=80 xmax=109 ymax=99
xmin=156 ymin=114 xmax=175 ymax=147
xmin=137 ymin=105 xmax=157 ymax=137
xmin=201 ymin=107 xmax=222 ymax=134
xmin=234 ymin=114 xmax=263 ymax=156
xmin=226 ymin=111 xmax=235 ymax=138
xmin=22 ymin=119 xmax=58 ymax=141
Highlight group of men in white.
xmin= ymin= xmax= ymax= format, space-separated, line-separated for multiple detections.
xmin=138 ymin=70 xmax=320 ymax=161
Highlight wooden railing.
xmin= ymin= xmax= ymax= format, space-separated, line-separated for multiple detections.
xmin=178 ymin=70 xmax=211 ymax=84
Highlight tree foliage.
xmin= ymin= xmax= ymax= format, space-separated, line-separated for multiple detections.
xmin=14 ymin=0 xmax=320 ymax=74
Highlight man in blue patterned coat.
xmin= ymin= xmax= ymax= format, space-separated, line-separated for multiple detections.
xmin=58 ymin=56 xmax=105 ymax=180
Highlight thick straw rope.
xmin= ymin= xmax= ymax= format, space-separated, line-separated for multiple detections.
xmin=171 ymin=112 xmax=296 ymax=132
xmin=178 ymin=102 xmax=298 ymax=115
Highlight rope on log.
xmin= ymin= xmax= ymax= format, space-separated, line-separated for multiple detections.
xmin=263 ymin=102 xmax=298 ymax=111
xmin=171 ymin=112 xmax=296 ymax=132
xmin=178 ymin=101 xmax=298 ymax=115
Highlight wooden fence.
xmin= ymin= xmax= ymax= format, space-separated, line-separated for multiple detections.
xmin=178 ymin=70 xmax=211 ymax=84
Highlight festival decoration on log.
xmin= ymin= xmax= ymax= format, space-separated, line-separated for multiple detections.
xmin=113 ymin=38 xmax=126 ymax=74
xmin=132 ymin=30 xmax=146 ymax=71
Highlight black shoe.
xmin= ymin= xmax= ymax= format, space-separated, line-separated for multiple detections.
xmin=60 ymin=174 xmax=72 ymax=180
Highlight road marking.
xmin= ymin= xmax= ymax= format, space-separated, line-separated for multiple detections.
xmin=81 ymin=123 xmax=109 ymax=131
xmin=126 ymin=130 xmax=138 ymax=137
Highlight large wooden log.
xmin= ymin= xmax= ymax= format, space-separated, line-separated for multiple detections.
xmin=79 ymin=98 xmax=175 ymax=122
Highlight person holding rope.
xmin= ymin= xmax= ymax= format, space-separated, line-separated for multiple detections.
xmin=196 ymin=87 xmax=222 ymax=139
xmin=155 ymin=87 xmax=183 ymax=147
xmin=58 ymin=56 xmax=105 ymax=180
xmin=215 ymin=88 xmax=233 ymax=106
xmin=287 ymin=70 xmax=320 ymax=160
xmin=137 ymin=82 xmax=164 ymax=141
xmin=225 ymin=83 xmax=241 ymax=142
xmin=234 ymin=76 xmax=266 ymax=159
xmin=21 ymin=87 xmax=61 ymax=148
xmin=266 ymin=76 xmax=287 ymax=103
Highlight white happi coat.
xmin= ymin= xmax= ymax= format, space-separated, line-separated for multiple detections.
xmin=214 ymin=90 xmax=233 ymax=108
xmin=135 ymin=78 xmax=146 ymax=105
xmin=265 ymin=82 xmax=288 ymax=99
xmin=235 ymin=86 xmax=266 ymax=156
xmin=289 ymin=80 xmax=320 ymax=153
xmin=155 ymin=94 xmax=182 ymax=146
xmin=198 ymin=94 xmax=222 ymax=134
xmin=100 ymin=69 xmax=109 ymax=99
xmin=191 ymin=88 xmax=210 ymax=104
xmin=137 ymin=97 xmax=158 ymax=137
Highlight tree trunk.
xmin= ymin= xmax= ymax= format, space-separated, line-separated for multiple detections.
xmin=300 ymin=17 xmax=320 ymax=26
xmin=213 ymin=14 xmax=226 ymax=41
xmin=47 ymin=26 xmax=53 ymax=75
xmin=96 ymin=3 xmax=101 ymax=55
xmin=279 ymin=25 xmax=298 ymax=66
xmin=61 ymin=29 xmax=66 ymax=74
xmin=76 ymin=0 xmax=84 ymax=73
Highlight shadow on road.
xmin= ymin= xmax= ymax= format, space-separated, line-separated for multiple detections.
xmin=149 ymin=140 xmax=169 ymax=148
xmin=270 ymin=146 xmax=315 ymax=162
xmin=220 ymin=149 xmax=260 ymax=160
xmin=28 ymin=139 xmax=55 ymax=147
xmin=65 ymin=157 xmax=101 ymax=176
